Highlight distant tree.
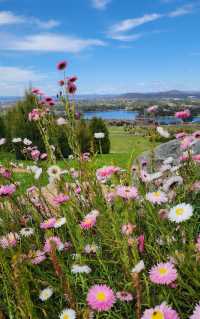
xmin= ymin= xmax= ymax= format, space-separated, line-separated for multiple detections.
xmin=89 ymin=117 xmax=110 ymax=154
xmin=0 ymin=115 xmax=6 ymax=137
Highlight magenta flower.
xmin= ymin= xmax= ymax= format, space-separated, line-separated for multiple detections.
xmin=0 ymin=184 xmax=16 ymax=196
xmin=147 ymin=105 xmax=158 ymax=113
xmin=43 ymin=236 xmax=64 ymax=253
xmin=175 ymin=109 xmax=191 ymax=119
xmin=190 ymin=303 xmax=200 ymax=319
xmin=67 ymin=82 xmax=77 ymax=94
xmin=31 ymin=250 xmax=46 ymax=264
xmin=80 ymin=216 xmax=96 ymax=230
xmin=58 ymin=79 xmax=65 ymax=86
xmin=68 ymin=76 xmax=78 ymax=83
xmin=31 ymin=149 xmax=40 ymax=161
xmin=53 ymin=193 xmax=69 ymax=205
xmin=28 ymin=108 xmax=40 ymax=121
xmin=116 ymin=291 xmax=133 ymax=302
xmin=40 ymin=218 xmax=56 ymax=229
xmin=141 ymin=303 xmax=180 ymax=319
xmin=96 ymin=166 xmax=120 ymax=182
xmin=175 ymin=132 xmax=187 ymax=139
xmin=116 ymin=186 xmax=138 ymax=200
xmin=149 ymin=262 xmax=177 ymax=285
xmin=180 ymin=136 xmax=194 ymax=150
xmin=193 ymin=131 xmax=200 ymax=139
xmin=137 ymin=234 xmax=145 ymax=253
xmin=87 ymin=284 xmax=116 ymax=312
xmin=57 ymin=60 xmax=67 ymax=70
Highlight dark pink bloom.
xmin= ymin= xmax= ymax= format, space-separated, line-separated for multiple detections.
xmin=40 ymin=218 xmax=56 ymax=229
xmin=58 ymin=80 xmax=65 ymax=86
xmin=31 ymin=149 xmax=40 ymax=161
xmin=138 ymin=234 xmax=145 ymax=253
xmin=57 ymin=60 xmax=67 ymax=70
xmin=175 ymin=109 xmax=191 ymax=119
xmin=0 ymin=184 xmax=16 ymax=196
xmin=53 ymin=193 xmax=69 ymax=205
xmin=45 ymin=97 xmax=53 ymax=102
xmin=68 ymin=76 xmax=78 ymax=83
xmin=67 ymin=82 xmax=77 ymax=94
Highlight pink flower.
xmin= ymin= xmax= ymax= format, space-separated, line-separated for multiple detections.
xmin=146 ymin=191 xmax=168 ymax=204
xmin=28 ymin=108 xmax=40 ymax=121
xmin=80 ymin=216 xmax=96 ymax=230
xmin=58 ymin=80 xmax=65 ymax=86
xmin=32 ymin=88 xmax=42 ymax=95
xmin=0 ymin=184 xmax=16 ymax=196
xmin=40 ymin=153 xmax=47 ymax=160
xmin=87 ymin=284 xmax=116 ymax=312
xmin=193 ymin=131 xmax=200 ymax=139
xmin=175 ymin=132 xmax=187 ymax=140
xmin=0 ymin=167 xmax=11 ymax=179
xmin=57 ymin=60 xmax=67 ymax=70
xmin=138 ymin=234 xmax=145 ymax=253
xmin=116 ymin=186 xmax=138 ymax=200
xmin=116 ymin=291 xmax=133 ymax=302
xmin=190 ymin=303 xmax=200 ymax=319
xmin=180 ymin=136 xmax=194 ymax=150
xmin=31 ymin=149 xmax=40 ymax=161
xmin=149 ymin=262 xmax=177 ymax=285
xmin=121 ymin=223 xmax=136 ymax=236
xmin=147 ymin=105 xmax=158 ymax=113
xmin=31 ymin=250 xmax=46 ymax=264
xmin=53 ymin=193 xmax=69 ymax=205
xmin=68 ymin=76 xmax=78 ymax=83
xmin=141 ymin=303 xmax=180 ymax=319
xmin=175 ymin=109 xmax=191 ymax=119
xmin=192 ymin=154 xmax=200 ymax=163
xmin=0 ymin=232 xmax=19 ymax=248
xmin=67 ymin=82 xmax=77 ymax=94
xmin=40 ymin=218 xmax=56 ymax=229
xmin=43 ymin=236 xmax=64 ymax=253
xmin=96 ymin=166 xmax=120 ymax=182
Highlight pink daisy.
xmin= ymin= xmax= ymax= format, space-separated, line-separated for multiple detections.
xmin=31 ymin=250 xmax=46 ymax=264
xmin=43 ymin=236 xmax=64 ymax=253
xmin=149 ymin=262 xmax=177 ymax=285
xmin=116 ymin=291 xmax=133 ymax=302
xmin=0 ymin=184 xmax=16 ymax=196
xmin=40 ymin=218 xmax=56 ymax=229
xmin=141 ymin=302 xmax=180 ymax=319
xmin=0 ymin=232 xmax=19 ymax=248
xmin=190 ymin=303 xmax=200 ymax=319
xmin=96 ymin=166 xmax=120 ymax=182
xmin=80 ymin=216 xmax=96 ymax=230
xmin=53 ymin=193 xmax=69 ymax=205
xmin=87 ymin=284 xmax=116 ymax=312
xmin=175 ymin=109 xmax=191 ymax=119
xmin=121 ymin=223 xmax=136 ymax=236
xmin=116 ymin=186 xmax=138 ymax=200
xmin=146 ymin=191 xmax=168 ymax=204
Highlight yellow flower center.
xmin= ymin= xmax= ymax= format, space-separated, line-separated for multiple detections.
xmin=158 ymin=267 xmax=168 ymax=275
xmin=175 ymin=208 xmax=184 ymax=216
xmin=96 ymin=292 xmax=106 ymax=301
xmin=44 ymin=291 xmax=49 ymax=298
xmin=63 ymin=315 xmax=69 ymax=319
xmin=151 ymin=310 xmax=164 ymax=319
xmin=85 ymin=218 xmax=92 ymax=225
xmin=154 ymin=192 xmax=160 ymax=197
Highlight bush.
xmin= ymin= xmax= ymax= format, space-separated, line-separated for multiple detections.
xmin=89 ymin=117 xmax=110 ymax=154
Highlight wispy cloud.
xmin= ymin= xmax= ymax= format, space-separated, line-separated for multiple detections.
xmin=168 ymin=4 xmax=194 ymax=17
xmin=0 ymin=10 xmax=60 ymax=29
xmin=91 ymin=0 xmax=111 ymax=10
xmin=108 ymin=4 xmax=196 ymax=42
xmin=0 ymin=33 xmax=106 ymax=53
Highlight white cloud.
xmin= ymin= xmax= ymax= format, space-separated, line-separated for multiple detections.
xmin=169 ymin=4 xmax=194 ymax=17
xmin=110 ymin=33 xmax=143 ymax=42
xmin=0 ymin=11 xmax=24 ymax=25
xmin=0 ymin=66 xmax=47 ymax=96
xmin=0 ymin=10 xmax=60 ymax=29
xmin=91 ymin=0 xmax=111 ymax=9
xmin=109 ymin=14 xmax=162 ymax=34
xmin=0 ymin=33 xmax=106 ymax=53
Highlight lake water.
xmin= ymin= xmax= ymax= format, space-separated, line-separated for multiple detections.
xmin=84 ymin=109 xmax=138 ymax=120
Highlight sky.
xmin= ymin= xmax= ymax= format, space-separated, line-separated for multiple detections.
xmin=0 ymin=0 xmax=200 ymax=96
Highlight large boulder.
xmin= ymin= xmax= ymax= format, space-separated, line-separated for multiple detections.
xmin=138 ymin=139 xmax=200 ymax=167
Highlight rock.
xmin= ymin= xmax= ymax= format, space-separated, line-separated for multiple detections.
xmin=137 ymin=139 xmax=200 ymax=168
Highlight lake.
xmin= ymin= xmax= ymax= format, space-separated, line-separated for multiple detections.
xmin=84 ymin=109 xmax=138 ymax=120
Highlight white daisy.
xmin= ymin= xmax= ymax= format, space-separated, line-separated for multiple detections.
xmin=28 ymin=165 xmax=42 ymax=180
xmin=54 ymin=217 xmax=66 ymax=228
xmin=23 ymin=138 xmax=32 ymax=145
xmin=168 ymin=203 xmax=193 ymax=223
xmin=20 ymin=227 xmax=34 ymax=237
xmin=12 ymin=137 xmax=22 ymax=143
xmin=56 ymin=117 xmax=67 ymax=125
xmin=39 ymin=287 xmax=53 ymax=301
xmin=94 ymin=132 xmax=105 ymax=139
xmin=0 ymin=138 xmax=6 ymax=145
xmin=59 ymin=308 xmax=76 ymax=319
xmin=47 ymin=165 xmax=62 ymax=180
xmin=131 ymin=260 xmax=145 ymax=273
xmin=71 ymin=264 xmax=91 ymax=274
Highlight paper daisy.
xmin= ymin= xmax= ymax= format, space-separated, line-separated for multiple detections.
xmin=190 ymin=303 xmax=200 ymax=319
xmin=71 ymin=264 xmax=91 ymax=274
xmin=168 ymin=203 xmax=193 ymax=223
xmin=141 ymin=302 xmax=180 ymax=319
xmin=146 ymin=191 xmax=168 ymax=204
xmin=59 ymin=308 xmax=76 ymax=319
xmin=54 ymin=217 xmax=66 ymax=228
xmin=149 ymin=262 xmax=177 ymax=285
xmin=20 ymin=227 xmax=34 ymax=237
xmin=87 ymin=284 xmax=116 ymax=312
xmin=39 ymin=287 xmax=53 ymax=301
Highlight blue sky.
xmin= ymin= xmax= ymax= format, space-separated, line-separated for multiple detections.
xmin=0 ymin=0 xmax=200 ymax=96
